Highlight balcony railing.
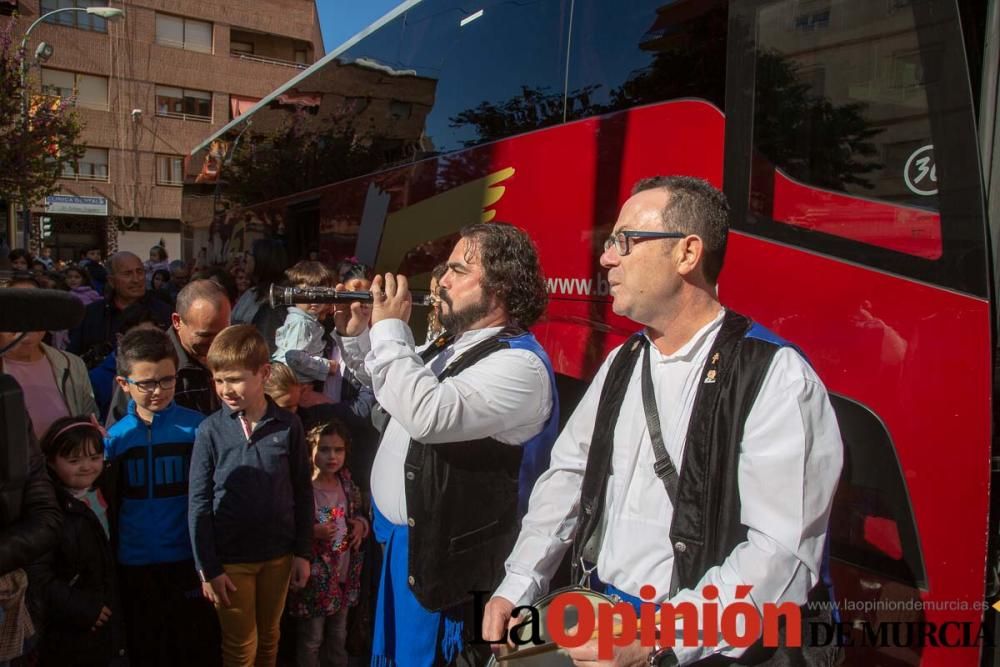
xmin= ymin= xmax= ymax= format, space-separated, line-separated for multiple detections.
xmin=230 ymin=52 xmax=307 ymax=70
xmin=156 ymin=37 xmax=213 ymax=54
xmin=156 ymin=110 xmax=212 ymax=123
xmin=60 ymin=171 xmax=110 ymax=183
xmin=38 ymin=93 xmax=110 ymax=112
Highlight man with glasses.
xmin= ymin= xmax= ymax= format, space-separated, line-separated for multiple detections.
xmin=69 ymin=251 xmax=172 ymax=369
xmin=106 ymin=327 xmax=220 ymax=666
xmin=483 ymin=176 xmax=843 ymax=666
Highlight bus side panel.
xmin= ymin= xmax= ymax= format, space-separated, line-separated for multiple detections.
xmin=486 ymin=100 xmax=726 ymax=376
xmin=723 ymin=232 xmax=991 ymax=666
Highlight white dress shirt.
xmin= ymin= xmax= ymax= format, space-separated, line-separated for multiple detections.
xmin=494 ymin=310 xmax=843 ymax=664
xmin=341 ymin=320 xmax=554 ymax=525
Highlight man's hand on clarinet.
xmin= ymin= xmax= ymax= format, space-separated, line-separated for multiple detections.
xmin=333 ymin=281 xmax=371 ymax=336
xmin=371 ymin=273 xmax=412 ymax=326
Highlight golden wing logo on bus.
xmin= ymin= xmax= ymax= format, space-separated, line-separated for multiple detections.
xmin=371 ymin=167 xmax=515 ymax=279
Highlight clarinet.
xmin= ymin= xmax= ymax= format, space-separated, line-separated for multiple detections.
xmin=269 ymin=284 xmax=435 ymax=308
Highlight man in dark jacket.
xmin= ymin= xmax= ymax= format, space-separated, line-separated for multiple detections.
xmin=69 ymin=252 xmax=171 ymax=369
xmin=169 ymin=279 xmax=230 ymax=415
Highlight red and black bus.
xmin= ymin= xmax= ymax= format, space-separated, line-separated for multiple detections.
xmin=183 ymin=1 xmax=999 ymax=664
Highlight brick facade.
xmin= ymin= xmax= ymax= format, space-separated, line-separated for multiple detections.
xmin=12 ymin=0 xmax=321 ymax=255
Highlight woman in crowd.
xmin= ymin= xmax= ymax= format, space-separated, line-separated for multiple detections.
xmin=64 ymin=266 xmax=103 ymax=305
xmin=232 ymin=267 xmax=250 ymax=300
xmin=0 ymin=279 xmax=97 ymax=437
xmin=230 ymin=238 xmax=289 ymax=353
xmin=151 ymin=269 xmax=171 ymax=293
xmin=231 ymin=239 xmax=288 ymax=324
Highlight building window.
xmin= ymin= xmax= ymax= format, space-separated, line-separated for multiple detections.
xmin=63 ymin=147 xmax=109 ymax=181
xmin=155 ymin=86 xmax=212 ymax=121
xmin=40 ymin=68 xmax=108 ymax=110
xmin=155 ymin=13 xmax=213 ymax=53
xmin=40 ymin=0 xmax=109 ymax=32
xmin=389 ymin=100 xmax=412 ymax=120
xmin=231 ymin=41 xmax=254 ymax=56
xmin=294 ymin=49 xmax=308 ymax=64
xmin=156 ymin=154 xmax=184 ymax=186
xmin=344 ymin=96 xmax=366 ymax=113
xmin=793 ymin=0 xmax=831 ymax=30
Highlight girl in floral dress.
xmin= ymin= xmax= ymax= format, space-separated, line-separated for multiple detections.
xmin=287 ymin=419 xmax=368 ymax=667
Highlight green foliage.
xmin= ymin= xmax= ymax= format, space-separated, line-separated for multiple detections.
xmin=448 ymin=85 xmax=599 ymax=147
xmin=753 ymin=50 xmax=882 ymax=191
xmin=225 ymin=109 xmax=384 ymax=205
xmin=0 ymin=16 xmax=85 ymax=207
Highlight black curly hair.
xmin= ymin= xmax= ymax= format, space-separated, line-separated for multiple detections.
xmin=459 ymin=222 xmax=547 ymax=328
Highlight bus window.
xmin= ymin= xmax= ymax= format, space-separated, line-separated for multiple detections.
xmin=399 ymin=0 xmax=572 ymax=155
xmin=565 ymin=0 xmax=727 ymax=121
xmin=754 ymin=0 xmax=942 ymax=256
xmin=728 ymin=0 xmax=989 ymax=297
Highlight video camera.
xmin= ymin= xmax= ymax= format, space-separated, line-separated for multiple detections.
xmin=0 ymin=287 xmax=85 ymax=524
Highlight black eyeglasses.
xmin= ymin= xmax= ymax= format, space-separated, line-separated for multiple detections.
xmin=603 ymin=230 xmax=687 ymax=256
xmin=125 ymin=375 xmax=177 ymax=393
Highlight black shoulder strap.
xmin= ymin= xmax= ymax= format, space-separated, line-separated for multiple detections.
xmin=375 ymin=328 xmax=521 ymax=437
xmin=571 ymin=333 xmax=645 ymax=582
xmin=418 ymin=332 xmax=454 ymax=365
xmin=422 ymin=327 xmax=523 ymax=381
xmin=640 ymin=339 xmax=679 ymax=506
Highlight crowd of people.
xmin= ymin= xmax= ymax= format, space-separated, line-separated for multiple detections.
xmin=0 ymin=238 xmax=409 ymax=667
xmin=0 ymin=176 xmax=844 ymax=667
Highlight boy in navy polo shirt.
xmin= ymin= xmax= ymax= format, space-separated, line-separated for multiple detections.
xmin=189 ymin=324 xmax=313 ymax=667
xmin=106 ymin=328 xmax=219 ymax=666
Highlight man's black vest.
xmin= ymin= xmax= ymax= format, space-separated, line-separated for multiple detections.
xmin=404 ymin=330 xmax=529 ymax=612
xmin=573 ymin=310 xmax=837 ymax=665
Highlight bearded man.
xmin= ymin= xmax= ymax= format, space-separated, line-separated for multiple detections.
xmin=337 ymin=222 xmax=559 ymax=666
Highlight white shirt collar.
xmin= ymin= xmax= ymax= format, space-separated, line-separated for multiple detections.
xmin=644 ymin=308 xmax=725 ymax=363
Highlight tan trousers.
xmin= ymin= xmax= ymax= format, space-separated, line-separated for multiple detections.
xmin=215 ymin=554 xmax=293 ymax=667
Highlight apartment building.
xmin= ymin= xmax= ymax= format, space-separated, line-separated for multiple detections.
xmin=6 ymin=0 xmax=322 ymax=262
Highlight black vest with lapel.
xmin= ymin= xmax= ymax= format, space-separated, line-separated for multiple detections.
xmin=404 ymin=329 xmax=525 ymax=612
xmin=572 ymin=310 xmax=837 ymax=664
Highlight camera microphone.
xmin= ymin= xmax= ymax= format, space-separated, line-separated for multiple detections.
xmin=0 ymin=288 xmax=86 ymax=332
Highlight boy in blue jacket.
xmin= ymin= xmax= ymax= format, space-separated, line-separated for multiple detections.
xmin=106 ymin=328 xmax=219 ymax=666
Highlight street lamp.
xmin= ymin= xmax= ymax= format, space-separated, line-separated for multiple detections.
xmin=16 ymin=6 xmax=125 ymax=249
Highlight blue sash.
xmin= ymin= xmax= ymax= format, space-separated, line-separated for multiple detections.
xmin=370 ymin=502 xmax=463 ymax=667
xmin=604 ymin=584 xmax=644 ymax=613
